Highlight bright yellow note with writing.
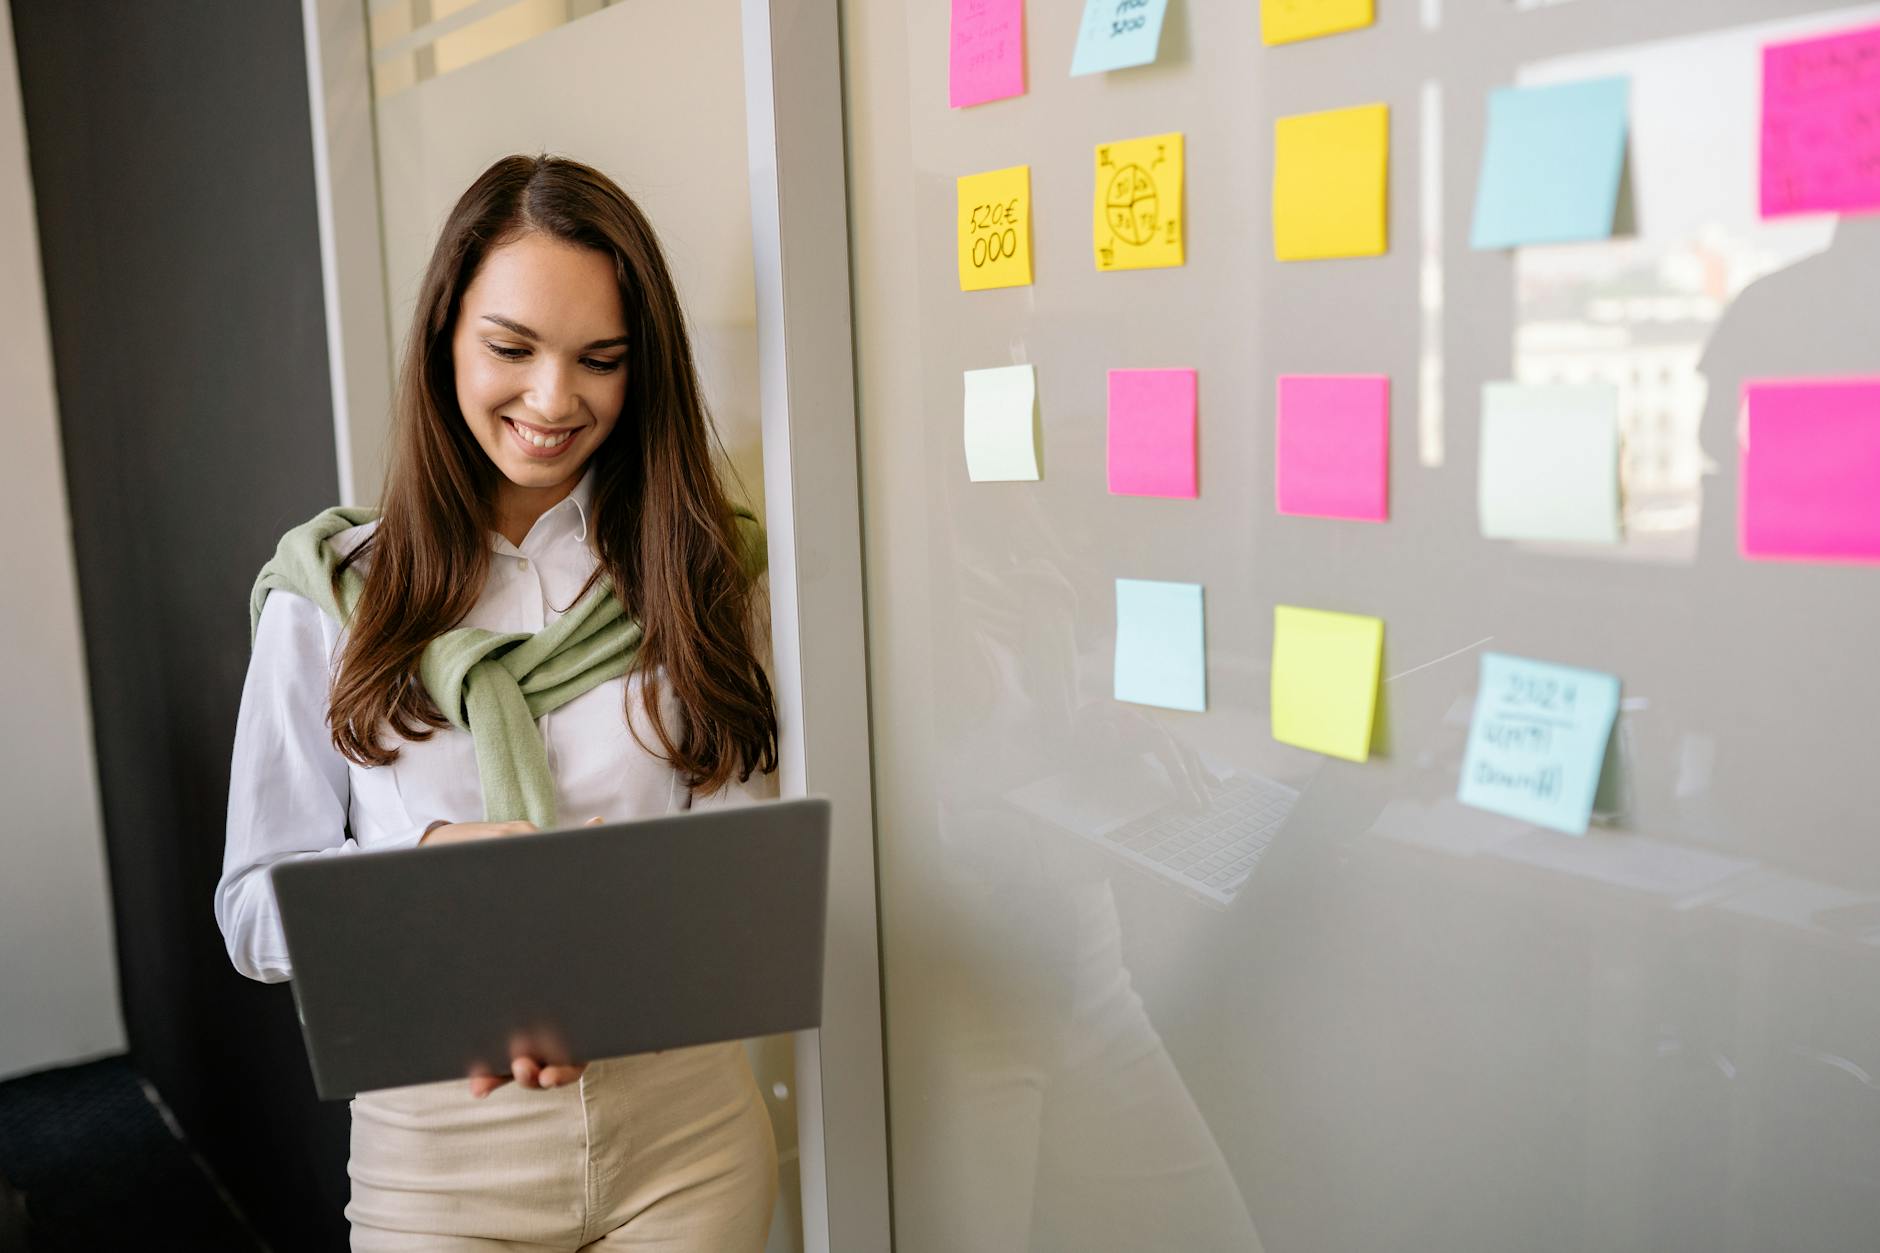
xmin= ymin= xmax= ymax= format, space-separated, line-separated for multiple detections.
xmin=1261 ymin=0 xmax=1374 ymax=46
xmin=958 ymin=166 xmax=1033 ymax=291
xmin=1273 ymin=103 xmax=1388 ymax=261
xmin=1094 ymin=132 xmax=1184 ymax=271
xmin=1271 ymin=604 xmax=1384 ymax=762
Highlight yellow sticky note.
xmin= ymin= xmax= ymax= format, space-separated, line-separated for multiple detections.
xmin=1271 ymin=604 xmax=1383 ymax=762
xmin=1273 ymin=103 xmax=1388 ymax=261
xmin=958 ymin=165 xmax=1034 ymax=291
xmin=1094 ymin=132 xmax=1184 ymax=271
xmin=1261 ymin=0 xmax=1374 ymax=46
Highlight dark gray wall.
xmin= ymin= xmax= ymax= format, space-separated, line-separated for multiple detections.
xmin=10 ymin=1 xmax=349 ymax=1246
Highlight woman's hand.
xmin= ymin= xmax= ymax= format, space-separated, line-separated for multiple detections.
xmin=419 ymin=815 xmax=607 ymax=1096
xmin=468 ymin=1055 xmax=588 ymax=1098
xmin=419 ymin=818 xmax=539 ymax=846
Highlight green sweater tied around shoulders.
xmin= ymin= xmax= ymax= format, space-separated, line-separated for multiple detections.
xmin=248 ymin=503 xmax=765 ymax=832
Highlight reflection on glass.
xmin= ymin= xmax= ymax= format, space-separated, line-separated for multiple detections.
xmin=367 ymin=0 xmax=627 ymax=100
xmin=1006 ymin=753 xmax=1298 ymax=908
xmin=1507 ymin=9 xmax=1877 ymax=560
xmin=898 ymin=489 xmax=1264 ymax=1252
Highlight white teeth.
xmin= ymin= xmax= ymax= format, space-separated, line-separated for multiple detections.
xmin=510 ymin=420 xmax=572 ymax=448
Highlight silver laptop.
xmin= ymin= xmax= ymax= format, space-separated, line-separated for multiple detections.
xmin=270 ymin=796 xmax=830 ymax=1099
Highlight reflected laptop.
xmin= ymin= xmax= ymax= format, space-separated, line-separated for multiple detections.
xmin=1005 ymin=754 xmax=1298 ymax=908
xmin=270 ymin=796 xmax=830 ymax=1100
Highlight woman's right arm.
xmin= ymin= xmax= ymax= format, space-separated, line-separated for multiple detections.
xmin=215 ymin=589 xmax=432 ymax=983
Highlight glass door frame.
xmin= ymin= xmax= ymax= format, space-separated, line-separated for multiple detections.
xmin=298 ymin=2 xmax=891 ymax=1248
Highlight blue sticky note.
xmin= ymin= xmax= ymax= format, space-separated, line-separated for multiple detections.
xmin=1470 ymin=77 xmax=1630 ymax=249
xmin=1114 ymin=578 xmax=1205 ymax=712
xmin=1071 ymin=0 xmax=1171 ymax=76
xmin=1458 ymin=652 xmax=1620 ymax=835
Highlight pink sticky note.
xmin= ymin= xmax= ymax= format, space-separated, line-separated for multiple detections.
xmin=950 ymin=0 xmax=1026 ymax=109
xmin=1760 ymin=21 xmax=1880 ymax=219
xmin=1741 ymin=378 xmax=1880 ymax=562
xmin=1108 ymin=369 xmax=1197 ymax=498
xmin=1276 ymin=375 xmax=1390 ymax=521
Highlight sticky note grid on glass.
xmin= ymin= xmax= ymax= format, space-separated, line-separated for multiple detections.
xmin=1740 ymin=377 xmax=1880 ymax=562
xmin=958 ymin=166 xmax=1034 ymax=291
xmin=1761 ymin=21 xmax=1880 ymax=219
xmin=950 ymin=0 xmax=1026 ymax=109
xmin=1478 ymin=382 xmax=1621 ymax=545
xmin=1094 ymin=133 xmax=1184 ymax=271
xmin=1071 ymin=0 xmax=1171 ymax=75
xmin=962 ymin=365 xmax=1040 ymax=482
xmin=1276 ymin=374 xmax=1389 ymax=521
xmin=1273 ymin=103 xmax=1389 ymax=261
xmin=1470 ymin=76 xmax=1630 ymax=250
xmin=1114 ymin=579 xmax=1207 ymax=712
xmin=1261 ymin=0 xmax=1374 ymax=47
xmin=1458 ymin=652 xmax=1621 ymax=836
xmin=1270 ymin=605 xmax=1383 ymax=763
xmin=1108 ymin=368 xmax=1197 ymax=497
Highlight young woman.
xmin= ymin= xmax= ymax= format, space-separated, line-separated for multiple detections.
xmin=217 ymin=154 xmax=781 ymax=1250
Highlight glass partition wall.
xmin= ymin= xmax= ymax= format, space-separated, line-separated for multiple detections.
xmin=844 ymin=2 xmax=1880 ymax=1251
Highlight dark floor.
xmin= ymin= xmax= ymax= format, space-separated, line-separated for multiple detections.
xmin=0 ymin=1055 xmax=265 ymax=1253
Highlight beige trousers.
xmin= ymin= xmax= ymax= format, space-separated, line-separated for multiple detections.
xmin=346 ymin=1041 xmax=778 ymax=1251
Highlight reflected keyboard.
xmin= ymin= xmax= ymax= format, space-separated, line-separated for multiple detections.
xmin=1098 ymin=772 xmax=1299 ymax=906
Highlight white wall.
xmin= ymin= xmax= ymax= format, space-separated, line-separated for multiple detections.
xmin=0 ymin=1 xmax=125 ymax=1079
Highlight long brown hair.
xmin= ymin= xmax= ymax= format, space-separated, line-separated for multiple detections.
xmin=326 ymin=153 xmax=776 ymax=795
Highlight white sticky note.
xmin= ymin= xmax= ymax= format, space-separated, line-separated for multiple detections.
xmin=963 ymin=365 xmax=1040 ymax=481
xmin=1478 ymin=382 xmax=1621 ymax=544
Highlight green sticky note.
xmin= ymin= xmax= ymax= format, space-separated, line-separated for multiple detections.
xmin=1458 ymin=652 xmax=1621 ymax=835
xmin=963 ymin=365 xmax=1039 ymax=481
xmin=1478 ymin=382 xmax=1621 ymax=544
xmin=1114 ymin=579 xmax=1206 ymax=712
xmin=1271 ymin=604 xmax=1383 ymax=762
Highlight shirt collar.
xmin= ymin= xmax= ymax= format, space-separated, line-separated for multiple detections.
xmin=566 ymin=462 xmax=595 ymax=544
xmin=489 ymin=463 xmax=597 ymax=554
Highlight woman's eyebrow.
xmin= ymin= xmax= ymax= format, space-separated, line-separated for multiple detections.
xmin=480 ymin=313 xmax=629 ymax=351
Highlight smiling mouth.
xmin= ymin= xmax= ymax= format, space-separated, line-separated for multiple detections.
xmin=504 ymin=416 xmax=581 ymax=449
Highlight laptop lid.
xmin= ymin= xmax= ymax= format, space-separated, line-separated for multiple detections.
xmin=270 ymin=795 xmax=830 ymax=1100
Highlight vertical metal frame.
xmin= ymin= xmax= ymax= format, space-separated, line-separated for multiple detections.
xmin=302 ymin=0 xmax=893 ymax=1246
xmin=742 ymin=1 xmax=893 ymax=1247
xmin=301 ymin=0 xmax=392 ymax=507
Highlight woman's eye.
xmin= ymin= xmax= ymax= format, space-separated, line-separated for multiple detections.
xmin=483 ymin=342 xmax=620 ymax=374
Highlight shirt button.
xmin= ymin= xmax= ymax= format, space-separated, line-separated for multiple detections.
xmin=517 ymin=557 xmax=529 ymax=571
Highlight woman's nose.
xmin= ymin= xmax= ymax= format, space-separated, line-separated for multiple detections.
xmin=525 ymin=359 xmax=582 ymax=422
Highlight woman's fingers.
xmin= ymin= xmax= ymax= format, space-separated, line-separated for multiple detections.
xmin=468 ymin=1056 xmax=587 ymax=1096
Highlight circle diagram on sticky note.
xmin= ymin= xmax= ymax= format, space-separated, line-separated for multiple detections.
xmin=1094 ymin=132 xmax=1184 ymax=270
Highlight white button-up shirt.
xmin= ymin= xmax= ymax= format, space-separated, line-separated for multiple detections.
xmin=217 ymin=465 xmax=777 ymax=983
